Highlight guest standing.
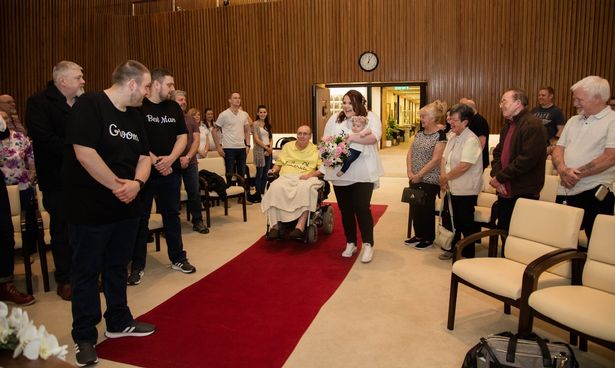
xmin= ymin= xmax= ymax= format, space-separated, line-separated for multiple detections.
xmin=438 ymin=103 xmax=483 ymax=260
xmin=251 ymin=105 xmax=273 ymax=203
xmin=405 ymin=100 xmax=448 ymax=250
xmin=322 ymin=90 xmax=384 ymax=263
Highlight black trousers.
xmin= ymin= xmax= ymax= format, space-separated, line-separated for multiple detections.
xmin=0 ymin=172 xmax=15 ymax=282
xmin=409 ymin=182 xmax=440 ymax=241
xmin=446 ymin=194 xmax=479 ymax=258
xmin=43 ymin=190 xmax=72 ymax=284
xmin=333 ymin=182 xmax=375 ymax=245
xmin=556 ymin=185 xmax=615 ymax=242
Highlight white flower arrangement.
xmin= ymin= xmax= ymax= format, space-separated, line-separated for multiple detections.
xmin=0 ymin=301 xmax=68 ymax=361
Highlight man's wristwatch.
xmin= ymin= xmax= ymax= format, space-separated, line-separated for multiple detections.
xmin=185 ymin=155 xmax=191 ymax=160
xmin=135 ymin=179 xmax=145 ymax=189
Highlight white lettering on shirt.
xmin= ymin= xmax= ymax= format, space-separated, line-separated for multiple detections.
xmin=109 ymin=123 xmax=139 ymax=142
xmin=145 ymin=114 xmax=176 ymax=124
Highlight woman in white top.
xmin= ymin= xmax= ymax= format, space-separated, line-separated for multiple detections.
xmin=194 ymin=108 xmax=218 ymax=158
xmin=251 ymin=105 xmax=273 ymax=202
xmin=438 ymin=103 xmax=483 ymax=260
xmin=322 ymin=90 xmax=384 ymax=263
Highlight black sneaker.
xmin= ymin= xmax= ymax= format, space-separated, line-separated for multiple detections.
xmin=192 ymin=221 xmax=210 ymax=234
xmin=105 ymin=321 xmax=156 ymax=338
xmin=414 ymin=240 xmax=434 ymax=250
xmin=127 ymin=270 xmax=144 ymax=286
xmin=404 ymin=236 xmax=421 ymax=246
xmin=171 ymin=260 xmax=196 ymax=274
xmin=75 ymin=342 xmax=98 ymax=367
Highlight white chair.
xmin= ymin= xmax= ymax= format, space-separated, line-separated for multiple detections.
xmin=447 ymin=198 xmax=584 ymax=333
xmin=197 ymin=157 xmax=247 ymax=227
xmin=538 ymin=175 xmax=559 ymax=202
xmin=525 ymin=214 xmax=615 ymax=351
xmin=474 ymin=168 xmax=498 ymax=227
xmin=7 ymin=185 xmax=50 ymax=294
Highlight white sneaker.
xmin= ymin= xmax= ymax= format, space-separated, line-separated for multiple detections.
xmin=361 ymin=243 xmax=374 ymax=263
xmin=342 ymin=243 xmax=357 ymax=257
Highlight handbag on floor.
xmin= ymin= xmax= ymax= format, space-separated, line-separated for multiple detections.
xmin=434 ymin=192 xmax=455 ymax=251
xmin=462 ymin=331 xmax=578 ymax=368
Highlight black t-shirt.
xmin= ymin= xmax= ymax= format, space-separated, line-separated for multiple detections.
xmin=63 ymin=92 xmax=150 ymax=224
xmin=468 ymin=113 xmax=490 ymax=169
xmin=140 ymin=98 xmax=188 ymax=177
xmin=531 ymin=105 xmax=566 ymax=141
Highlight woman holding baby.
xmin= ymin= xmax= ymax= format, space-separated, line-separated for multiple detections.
xmin=322 ymin=90 xmax=384 ymax=263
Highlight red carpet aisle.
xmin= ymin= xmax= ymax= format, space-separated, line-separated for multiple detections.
xmin=97 ymin=204 xmax=387 ymax=368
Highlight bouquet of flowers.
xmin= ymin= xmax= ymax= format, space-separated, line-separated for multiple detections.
xmin=318 ymin=133 xmax=350 ymax=168
xmin=0 ymin=302 xmax=68 ymax=361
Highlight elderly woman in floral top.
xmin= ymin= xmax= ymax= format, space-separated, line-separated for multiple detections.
xmin=0 ymin=111 xmax=37 ymax=253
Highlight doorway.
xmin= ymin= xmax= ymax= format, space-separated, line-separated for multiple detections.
xmin=311 ymin=82 xmax=427 ymax=147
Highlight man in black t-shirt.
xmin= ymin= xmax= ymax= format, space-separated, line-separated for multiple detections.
xmin=128 ymin=68 xmax=195 ymax=286
xmin=531 ymin=86 xmax=566 ymax=153
xmin=63 ymin=60 xmax=155 ymax=367
xmin=460 ymin=98 xmax=490 ymax=170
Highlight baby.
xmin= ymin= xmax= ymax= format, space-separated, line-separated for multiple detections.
xmin=337 ymin=115 xmax=371 ymax=176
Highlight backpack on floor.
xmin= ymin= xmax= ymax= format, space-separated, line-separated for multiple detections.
xmin=462 ymin=331 xmax=578 ymax=368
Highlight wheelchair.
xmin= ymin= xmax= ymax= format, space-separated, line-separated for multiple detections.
xmin=264 ymin=173 xmax=334 ymax=243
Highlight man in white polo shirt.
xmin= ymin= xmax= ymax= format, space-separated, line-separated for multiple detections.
xmin=213 ymin=92 xmax=251 ymax=185
xmin=552 ymin=76 xmax=615 ymax=243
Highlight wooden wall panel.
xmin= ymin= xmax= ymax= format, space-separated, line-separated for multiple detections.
xmin=1 ymin=0 xmax=614 ymax=134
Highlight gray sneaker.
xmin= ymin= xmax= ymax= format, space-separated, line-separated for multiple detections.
xmin=75 ymin=342 xmax=98 ymax=367
xmin=438 ymin=251 xmax=454 ymax=260
xmin=192 ymin=221 xmax=210 ymax=234
xmin=171 ymin=260 xmax=196 ymax=274
xmin=127 ymin=270 xmax=144 ymax=286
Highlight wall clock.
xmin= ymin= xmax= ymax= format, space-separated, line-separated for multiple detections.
xmin=359 ymin=51 xmax=379 ymax=72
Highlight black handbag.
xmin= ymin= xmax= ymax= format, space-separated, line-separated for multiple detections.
xmin=401 ymin=187 xmax=426 ymax=205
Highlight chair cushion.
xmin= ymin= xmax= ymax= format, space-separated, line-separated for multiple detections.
xmin=474 ymin=206 xmax=492 ymax=223
xmin=529 ymin=285 xmax=615 ymax=343
xmin=584 ymin=215 xmax=615 ymax=294
xmin=208 ymin=186 xmax=245 ymax=198
xmin=453 ymin=258 xmax=569 ymax=300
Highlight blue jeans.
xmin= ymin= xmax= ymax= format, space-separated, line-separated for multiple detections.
xmin=43 ymin=190 xmax=71 ymax=284
xmin=180 ymin=162 xmax=203 ymax=224
xmin=132 ymin=173 xmax=186 ymax=272
xmin=70 ymin=217 xmax=138 ymax=344
xmin=255 ymin=155 xmax=273 ymax=196
xmin=223 ymin=148 xmax=247 ymax=185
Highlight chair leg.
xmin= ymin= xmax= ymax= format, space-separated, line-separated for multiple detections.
xmin=579 ymin=336 xmax=588 ymax=351
xmin=447 ymin=274 xmax=459 ymax=330
xmin=570 ymin=332 xmax=578 ymax=346
xmin=37 ymin=238 xmax=50 ymax=292
xmin=517 ymin=305 xmax=533 ymax=337
xmin=22 ymin=250 xmax=33 ymax=295
xmin=224 ymin=198 xmax=229 ymax=216
xmin=242 ymin=195 xmax=247 ymax=222
xmin=504 ymin=303 xmax=511 ymax=315
xmin=155 ymin=232 xmax=161 ymax=252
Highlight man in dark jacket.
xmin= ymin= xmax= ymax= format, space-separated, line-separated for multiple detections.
xmin=26 ymin=60 xmax=85 ymax=301
xmin=490 ymin=89 xmax=547 ymax=232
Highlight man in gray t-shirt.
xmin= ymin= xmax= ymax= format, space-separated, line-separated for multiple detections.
xmin=213 ymin=92 xmax=251 ymax=184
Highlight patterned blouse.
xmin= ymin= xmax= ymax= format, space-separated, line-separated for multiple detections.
xmin=410 ymin=129 xmax=447 ymax=185
xmin=0 ymin=130 xmax=35 ymax=190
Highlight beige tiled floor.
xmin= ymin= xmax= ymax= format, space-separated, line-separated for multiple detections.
xmin=14 ymin=141 xmax=615 ymax=367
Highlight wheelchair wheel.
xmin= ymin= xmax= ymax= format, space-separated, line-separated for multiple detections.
xmin=322 ymin=205 xmax=334 ymax=234
xmin=307 ymin=224 xmax=318 ymax=243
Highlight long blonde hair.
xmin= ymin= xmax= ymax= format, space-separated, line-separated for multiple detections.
xmin=419 ymin=100 xmax=448 ymax=124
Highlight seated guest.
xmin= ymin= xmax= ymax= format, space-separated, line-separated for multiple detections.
xmin=261 ymin=125 xmax=322 ymax=239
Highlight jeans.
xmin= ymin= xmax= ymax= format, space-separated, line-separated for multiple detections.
xmin=70 ymin=217 xmax=138 ymax=343
xmin=131 ymin=173 xmax=186 ymax=272
xmin=180 ymin=162 xmax=203 ymax=224
xmin=255 ymin=155 xmax=273 ymax=196
xmin=43 ymin=190 xmax=72 ymax=284
xmin=223 ymin=148 xmax=247 ymax=185
xmin=333 ymin=182 xmax=375 ymax=245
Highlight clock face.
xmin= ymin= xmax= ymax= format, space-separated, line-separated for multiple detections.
xmin=359 ymin=51 xmax=378 ymax=72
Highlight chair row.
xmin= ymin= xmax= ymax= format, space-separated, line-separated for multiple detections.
xmin=448 ymin=198 xmax=615 ymax=353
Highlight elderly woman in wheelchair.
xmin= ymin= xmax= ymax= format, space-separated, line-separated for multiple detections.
xmin=261 ymin=125 xmax=334 ymax=243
